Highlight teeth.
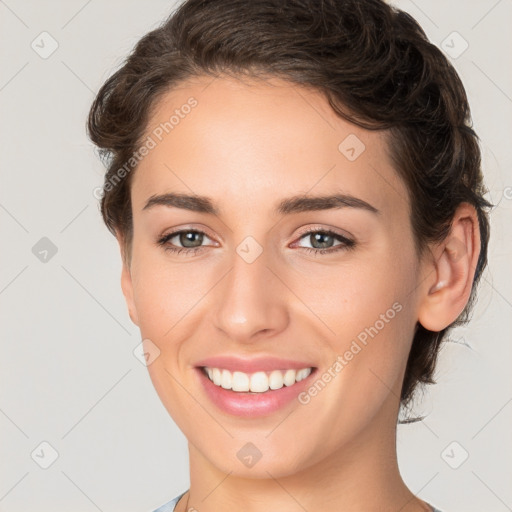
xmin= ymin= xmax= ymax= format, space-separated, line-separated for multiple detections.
xmin=203 ymin=366 xmax=313 ymax=393
xmin=212 ymin=368 xmax=222 ymax=386
xmin=232 ymin=371 xmax=250 ymax=392
xmin=283 ymin=369 xmax=296 ymax=387
xmin=221 ymin=369 xmax=232 ymax=389
xmin=250 ymin=371 xmax=268 ymax=392
xmin=269 ymin=370 xmax=284 ymax=390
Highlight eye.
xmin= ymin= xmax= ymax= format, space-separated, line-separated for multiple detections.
xmin=156 ymin=227 xmax=355 ymax=257
xmin=293 ymin=228 xmax=355 ymax=255
xmin=156 ymin=229 xmax=216 ymax=255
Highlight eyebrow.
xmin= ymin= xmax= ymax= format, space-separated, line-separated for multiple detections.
xmin=142 ymin=192 xmax=380 ymax=216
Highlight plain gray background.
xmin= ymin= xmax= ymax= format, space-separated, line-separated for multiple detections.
xmin=1 ymin=1 xmax=511 ymax=511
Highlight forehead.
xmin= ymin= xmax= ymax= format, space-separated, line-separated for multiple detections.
xmin=131 ymin=75 xmax=409 ymax=219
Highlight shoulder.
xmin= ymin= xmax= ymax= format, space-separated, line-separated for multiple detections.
xmin=151 ymin=490 xmax=188 ymax=512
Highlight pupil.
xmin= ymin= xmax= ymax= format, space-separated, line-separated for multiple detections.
xmin=181 ymin=231 xmax=203 ymax=248
xmin=312 ymin=232 xmax=332 ymax=249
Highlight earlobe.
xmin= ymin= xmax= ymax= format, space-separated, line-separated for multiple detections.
xmin=117 ymin=233 xmax=140 ymax=327
xmin=417 ymin=203 xmax=480 ymax=332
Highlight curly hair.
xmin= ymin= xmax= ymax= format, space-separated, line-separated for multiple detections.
xmin=87 ymin=0 xmax=492 ymax=413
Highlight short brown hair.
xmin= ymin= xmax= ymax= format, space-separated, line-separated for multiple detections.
xmin=87 ymin=0 xmax=492 ymax=413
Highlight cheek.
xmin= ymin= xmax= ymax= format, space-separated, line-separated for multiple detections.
xmin=130 ymin=249 xmax=211 ymax=340
xmin=311 ymin=245 xmax=417 ymax=399
xmin=308 ymin=245 xmax=414 ymax=340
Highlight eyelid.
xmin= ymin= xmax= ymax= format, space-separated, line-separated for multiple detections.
xmin=293 ymin=224 xmax=353 ymax=242
xmin=158 ymin=225 xmax=219 ymax=245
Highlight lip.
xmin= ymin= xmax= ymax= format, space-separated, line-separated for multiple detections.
xmin=195 ymin=355 xmax=316 ymax=373
xmin=194 ymin=357 xmax=317 ymax=418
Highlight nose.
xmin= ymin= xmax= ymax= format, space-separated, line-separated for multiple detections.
xmin=212 ymin=244 xmax=289 ymax=344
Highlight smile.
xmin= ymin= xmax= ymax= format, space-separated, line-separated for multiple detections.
xmin=202 ymin=366 xmax=313 ymax=393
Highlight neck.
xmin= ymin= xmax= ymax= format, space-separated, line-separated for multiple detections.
xmin=178 ymin=393 xmax=431 ymax=512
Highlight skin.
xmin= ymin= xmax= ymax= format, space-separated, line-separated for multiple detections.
xmin=117 ymin=75 xmax=480 ymax=511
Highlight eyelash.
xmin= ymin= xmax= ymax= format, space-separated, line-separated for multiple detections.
xmin=156 ymin=227 xmax=356 ymax=256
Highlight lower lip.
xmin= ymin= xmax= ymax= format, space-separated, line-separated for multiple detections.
xmin=195 ymin=367 xmax=316 ymax=418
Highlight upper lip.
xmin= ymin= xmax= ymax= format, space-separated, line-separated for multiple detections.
xmin=195 ymin=355 xmax=316 ymax=373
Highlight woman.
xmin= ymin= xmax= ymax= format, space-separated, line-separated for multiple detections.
xmin=87 ymin=0 xmax=491 ymax=510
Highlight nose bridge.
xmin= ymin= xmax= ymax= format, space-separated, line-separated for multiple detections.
xmin=213 ymin=239 xmax=288 ymax=341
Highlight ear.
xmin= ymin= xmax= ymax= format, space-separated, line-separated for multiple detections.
xmin=116 ymin=231 xmax=139 ymax=327
xmin=417 ymin=203 xmax=481 ymax=332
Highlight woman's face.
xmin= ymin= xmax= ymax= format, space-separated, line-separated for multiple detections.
xmin=121 ymin=75 xmax=427 ymax=478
